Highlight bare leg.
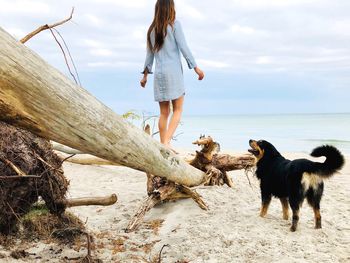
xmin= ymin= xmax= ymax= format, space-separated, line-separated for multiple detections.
xmin=165 ymin=95 xmax=184 ymax=146
xmin=158 ymin=101 xmax=170 ymax=144
xmin=280 ymin=197 xmax=289 ymax=220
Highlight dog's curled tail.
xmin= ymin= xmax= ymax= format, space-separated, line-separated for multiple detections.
xmin=310 ymin=145 xmax=345 ymax=178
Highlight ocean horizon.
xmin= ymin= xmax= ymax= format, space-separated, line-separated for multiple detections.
xmin=139 ymin=113 xmax=350 ymax=154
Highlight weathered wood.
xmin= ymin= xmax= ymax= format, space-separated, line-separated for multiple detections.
xmin=55 ymin=151 xmax=118 ymax=166
xmin=173 ymin=185 xmax=209 ymax=210
xmin=52 ymin=142 xmax=83 ymax=155
xmin=20 ymin=7 xmax=74 ymax=44
xmin=189 ymin=136 xmax=255 ymax=187
xmin=125 ymin=196 xmax=159 ymax=233
xmin=0 ymin=27 xmax=207 ymax=187
xmin=212 ymin=154 xmax=255 ymax=171
xmin=126 ymin=178 xmax=174 ymax=234
xmin=63 ymin=194 xmax=117 ymax=207
xmin=53 ymin=142 xmax=119 ymax=165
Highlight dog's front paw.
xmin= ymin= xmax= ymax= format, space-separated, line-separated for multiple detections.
xmin=259 ymin=212 xmax=266 ymax=218
xmin=315 ymin=219 xmax=322 ymax=229
xmin=283 ymin=214 xmax=289 ymax=220
xmin=315 ymin=223 xmax=322 ymax=229
xmin=290 ymin=225 xmax=297 ymax=232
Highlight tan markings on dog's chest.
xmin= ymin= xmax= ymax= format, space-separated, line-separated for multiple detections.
xmin=302 ymin=172 xmax=323 ymax=190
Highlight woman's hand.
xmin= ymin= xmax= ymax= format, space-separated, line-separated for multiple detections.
xmin=140 ymin=76 xmax=147 ymax=88
xmin=194 ymin=67 xmax=205 ymax=80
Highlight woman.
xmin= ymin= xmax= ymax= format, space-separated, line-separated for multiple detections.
xmin=140 ymin=0 xmax=204 ymax=150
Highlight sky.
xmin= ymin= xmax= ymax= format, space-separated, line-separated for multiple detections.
xmin=0 ymin=0 xmax=349 ymax=115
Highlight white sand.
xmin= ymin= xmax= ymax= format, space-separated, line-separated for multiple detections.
xmin=1 ymin=152 xmax=349 ymax=262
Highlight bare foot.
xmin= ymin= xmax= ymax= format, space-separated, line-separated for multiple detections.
xmin=164 ymin=143 xmax=179 ymax=154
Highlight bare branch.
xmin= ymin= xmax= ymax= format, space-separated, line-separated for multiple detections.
xmin=20 ymin=7 xmax=74 ymax=44
xmin=0 ymin=156 xmax=26 ymax=176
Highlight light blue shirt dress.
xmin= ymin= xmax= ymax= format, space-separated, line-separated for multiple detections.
xmin=142 ymin=20 xmax=197 ymax=102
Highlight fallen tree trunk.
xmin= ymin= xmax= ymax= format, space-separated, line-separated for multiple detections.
xmin=0 ymin=27 xmax=206 ymax=187
xmin=55 ymin=151 xmax=118 ymax=166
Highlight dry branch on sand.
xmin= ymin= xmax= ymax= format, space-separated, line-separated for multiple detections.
xmin=126 ymin=133 xmax=255 ymax=233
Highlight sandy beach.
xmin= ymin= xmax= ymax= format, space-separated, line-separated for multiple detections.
xmin=1 ymin=151 xmax=349 ymax=262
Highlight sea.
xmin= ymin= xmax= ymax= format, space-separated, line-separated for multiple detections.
xmin=141 ymin=113 xmax=350 ymax=154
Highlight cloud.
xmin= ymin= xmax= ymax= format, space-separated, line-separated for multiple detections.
xmin=197 ymin=59 xmax=231 ymax=69
xmin=89 ymin=48 xmax=114 ymax=57
xmin=176 ymin=0 xmax=206 ymax=20
xmin=5 ymin=27 xmax=26 ymax=39
xmin=89 ymin=0 xmax=148 ymax=9
xmin=232 ymin=0 xmax=321 ymax=9
xmin=87 ymin=61 xmax=138 ymax=68
xmin=0 ymin=0 xmax=50 ymax=14
xmin=256 ymin=56 xmax=273 ymax=65
xmin=83 ymin=14 xmax=103 ymax=27
xmin=1 ymin=0 xmax=348 ymax=75
xmin=333 ymin=19 xmax=350 ymax=37
xmin=230 ymin=24 xmax=256 ymax=35
xmin=1 ymin=0 xmax=349 ymax=115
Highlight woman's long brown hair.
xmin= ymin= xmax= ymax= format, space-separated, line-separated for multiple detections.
xmin=147 ymin=0 xmax=176 ymax=52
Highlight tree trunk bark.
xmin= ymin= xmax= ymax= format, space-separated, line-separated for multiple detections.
xmin=0 ymin=27 xmax=206 ymax=187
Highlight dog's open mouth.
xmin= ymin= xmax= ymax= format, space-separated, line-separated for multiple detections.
xmin=248 ymin=148 xmax=260 ymax=155
xmin=248 ymin=140 xmax=261 ymax=156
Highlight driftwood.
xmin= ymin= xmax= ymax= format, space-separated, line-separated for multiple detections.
xmin=126 ymin=127 xmax=209 ymax=233
xmin=55 ymin=151 xmax=118 ymax=166
xmin=0 ymin=27 xmax=207 ymax=187
xmin=61 ymin=194 xmax=118 ymax=208
xmin=52 ymin=142 xmax=118 ymax=165
xmin=190 ymin=136 xmax=233 ymax=187
xmin=126 ymin=172 xmax=209 ymax=233
xmin=20 ymin=7 xmax=74 ymax=44
xmin=190 ymin=136 xmax=255 ymax=187
xmin=126 ymin=134 xmax=255 ymax=233
xmin=52 ymin=142 xmax=83 ymax=155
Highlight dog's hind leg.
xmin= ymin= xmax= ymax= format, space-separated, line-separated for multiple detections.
xmin=313 ymin=206 xmax=322 ymax=229
xmin=290 ymin=206 xmax=300 ymax=232
xmin=306 ymin=184 xmax=324 ymax=229
xmin=260 ymin=195 xmax=272 ymax=218
xmin=289 ymin=195 xmax=302 ymax=232
xmin=279 ymin=197 xmax=289 ymax=220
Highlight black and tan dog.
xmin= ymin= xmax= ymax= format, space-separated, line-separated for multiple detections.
xmin=248 ymin=139 xmax=344 ymax=232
